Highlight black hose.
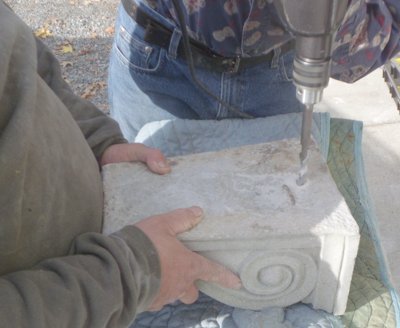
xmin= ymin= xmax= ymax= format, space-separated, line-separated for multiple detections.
xmin=170 ymin=0 xmax=253 ymax=119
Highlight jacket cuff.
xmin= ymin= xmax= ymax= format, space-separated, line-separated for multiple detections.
xmin=94 ymin=135 xmax=128 ymax=163
xmin=111 ymin=225 xmax=161 ymax=312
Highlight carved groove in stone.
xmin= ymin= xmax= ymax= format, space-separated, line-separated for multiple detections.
xmin=197 ymin=250 xmax=317 ymax=310
xmin=240 ymin=251 xmax=316 ymax=298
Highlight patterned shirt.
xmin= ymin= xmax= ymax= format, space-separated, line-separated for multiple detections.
xmin=140 ymin=0 xmax=400 ymax=82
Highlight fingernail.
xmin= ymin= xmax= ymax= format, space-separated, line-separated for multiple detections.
xmin=233 ymin=278 xmax=242 ymax=289
xmin=157 ymin=161 xmax=169 ymax=169
xmin=190 ymin=206 xmax=203 ymax=217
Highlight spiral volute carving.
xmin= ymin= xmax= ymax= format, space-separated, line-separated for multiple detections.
xmin=239 ymin=250 xmax=317 ymax=303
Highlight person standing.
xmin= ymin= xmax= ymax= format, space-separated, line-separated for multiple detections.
xmin=108 ymin=0 xmax=400 ymax=141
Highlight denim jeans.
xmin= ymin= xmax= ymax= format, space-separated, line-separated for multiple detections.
xmin=108 ymin=2 xmax=302 ymax=142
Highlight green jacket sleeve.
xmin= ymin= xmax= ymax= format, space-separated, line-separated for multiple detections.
xmin=0 ymin=2 xmax=160 ymax=327
xmin=0 ymin=226 xmax=160 ymax=327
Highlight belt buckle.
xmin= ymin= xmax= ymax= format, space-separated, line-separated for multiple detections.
xmin=224 ymin=56 xmax=241 ymax=73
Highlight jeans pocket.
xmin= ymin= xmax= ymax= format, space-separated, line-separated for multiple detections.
xmin=279 ymin=50 xmax=295 ymax=82
xmin=114 ymin=25 xmax=164 ymax=73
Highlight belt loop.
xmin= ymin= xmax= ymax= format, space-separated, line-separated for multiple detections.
xmin=168 ymin=28 xmax=182 ymax=59
xmin=270 ymin=47 xmax=281 ymax=69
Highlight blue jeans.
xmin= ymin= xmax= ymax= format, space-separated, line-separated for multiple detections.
xmin=108 ymin=2 xmax=302 ymax=142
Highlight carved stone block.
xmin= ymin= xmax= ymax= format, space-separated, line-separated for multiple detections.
xmin=102 ymin=139 xmax=360 ymax=315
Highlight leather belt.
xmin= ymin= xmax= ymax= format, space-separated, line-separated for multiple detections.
xmin=122 ymin=0 xmax=294 ymax=73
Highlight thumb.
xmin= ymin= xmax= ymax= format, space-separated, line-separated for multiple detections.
xmin=164 ymin=206 xmax=204 ymax=235
xmin=146 ymin=159 xmax=171 ymax=175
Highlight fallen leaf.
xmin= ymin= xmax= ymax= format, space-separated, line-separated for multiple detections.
xmin=34 ymin=27 xmax=52 ymax=39
xmin=83 ymin=0 xmax=100 ymax=5
xmin=105 ymin=25 xmax=115 ymax=36
xmin=81 ymin=81 xmax=106 ymax=99
xmin=61 ymin=44 xmax=74 ymax=54
xmin=61 ymin=61 xmax=73 ymax=68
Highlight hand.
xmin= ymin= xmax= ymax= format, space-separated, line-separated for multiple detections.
xmin=135 ymin=206 xmax=242 ymax=311
xmin=100 ymin=143 xmax=171 ymax=175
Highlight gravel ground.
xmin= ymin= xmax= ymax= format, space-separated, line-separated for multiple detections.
xmin=6 ymin=0 xmax=120 ymax=112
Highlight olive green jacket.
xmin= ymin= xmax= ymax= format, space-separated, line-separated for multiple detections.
xmin=0 ymin=2 xmax=160 ymax=327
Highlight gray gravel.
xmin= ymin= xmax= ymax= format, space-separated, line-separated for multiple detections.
xmin=6 ymin=0 xmax=120 ymax=112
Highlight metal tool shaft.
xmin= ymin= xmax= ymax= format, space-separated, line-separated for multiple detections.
xmin=297 ymin=104 xmax=314 ymax=186
xmin=273 ymin=0 xmax=348 ymax=186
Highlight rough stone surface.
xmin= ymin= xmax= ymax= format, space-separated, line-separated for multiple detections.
xmin=102 ymin=139 xmax=360 ymax=314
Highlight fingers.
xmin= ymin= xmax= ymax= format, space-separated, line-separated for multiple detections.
xmin=160 ymin=206 xmax=204 ymax=235
xmin=134 ymin=144 xmax=171 ymax=175
xmin=135 ymin=206 xmax=204 ymax=241
xmin=138 ymin=207 xmax=203 ymax=235
xmin=149 ymin=285 xmax=199 ymax=311
xmin=147 ymin=300 xmax=164 ymax=312
xmin=194 ymin=253 xmax=242 ymax=290
xmin=137 ymin=206 xmax=240 ymax=313
xmin=179 ymin=285 xmax=199 ymax=304
xmin=100 ymin=143 xmax=171 ymax=175
xmin=146 ymin=159 xmax=171 ymax=175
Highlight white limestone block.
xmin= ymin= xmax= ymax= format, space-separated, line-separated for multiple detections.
xmin=102 ymin=139 xmax=360 ymax=315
